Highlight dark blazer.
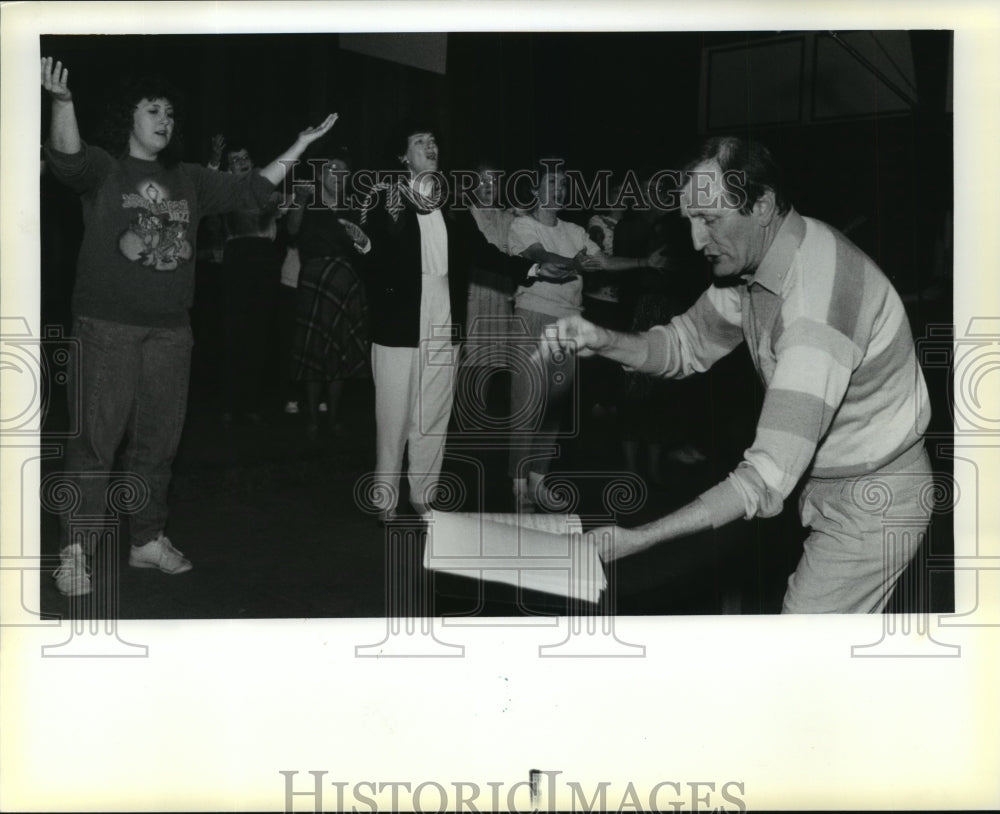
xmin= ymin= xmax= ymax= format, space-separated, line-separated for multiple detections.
xmin=362 ymin=191 xmax=533 ymax=347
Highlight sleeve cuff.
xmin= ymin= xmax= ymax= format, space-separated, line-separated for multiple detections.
xmin=697 ymin=479 xmax=748 ymax=528
xmin=627 ymin=325 xmax=671 ymax=375
xmin=43 ymin=139 xmax=87 ymax=162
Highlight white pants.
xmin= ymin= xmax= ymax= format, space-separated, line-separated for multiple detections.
xmin=372 ymin=277 xmax=455 ymax=511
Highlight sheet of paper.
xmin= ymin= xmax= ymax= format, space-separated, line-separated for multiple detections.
xmin=475 ymin=511 xmax=584 ymax=536
xmin=423 ymin=511 xmax=605 ymax=604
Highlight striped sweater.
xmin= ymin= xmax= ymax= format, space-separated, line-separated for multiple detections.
xmin=638 ymin=209 xmax=931 ymax=525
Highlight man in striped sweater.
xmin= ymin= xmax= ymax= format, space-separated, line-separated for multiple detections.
xmin=549 ymin=136 xmax=932 ymax=613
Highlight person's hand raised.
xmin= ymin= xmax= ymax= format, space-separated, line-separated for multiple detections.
xmin=210 ymin=133 xmax=226 ymax=165
xmin=41 ymin=57 xmax=72 ymax=102
xmin=298 ymin=113 xmax=339 ymax=148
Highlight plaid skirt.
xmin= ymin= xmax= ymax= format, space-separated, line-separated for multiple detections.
xmin=291 ymin=255 xmax=370 ymax=381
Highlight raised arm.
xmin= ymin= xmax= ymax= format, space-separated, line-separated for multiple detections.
xmin=258 ymin=113 xmax=338 ymax=187
xmin=207 ymin=133 xmax=226 ymax=171
xmin=41 ymin=57 xmax=80 ymax=154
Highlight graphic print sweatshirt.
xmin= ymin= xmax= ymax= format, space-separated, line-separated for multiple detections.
xmin=44 ymin=142 xmax=276 ymax=327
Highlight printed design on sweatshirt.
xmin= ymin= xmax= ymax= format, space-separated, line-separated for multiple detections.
xmin=118 ymin=179 xmax=193 ymax=271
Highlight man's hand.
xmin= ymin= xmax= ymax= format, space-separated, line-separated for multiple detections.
xmin=40 ymin=57 xmax=72 ymax=102
xmin=297 ymin=113 xmax=339 ymax=148
xmin=541 ymin=314 xmax=609 ymax=359
xmin=587 ymin=525 xmax=647 ymax=562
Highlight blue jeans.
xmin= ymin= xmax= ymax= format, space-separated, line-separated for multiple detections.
xmin=60 ymin=316 xmax=193 ymax=551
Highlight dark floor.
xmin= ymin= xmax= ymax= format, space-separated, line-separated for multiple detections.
xmin=37 ymin=350 xmax=953 ymax=620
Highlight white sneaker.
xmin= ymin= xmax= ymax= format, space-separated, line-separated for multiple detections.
xmin=318 ymin=402 xmax=328 ymax=413
xmin=53 ymin=543 xmax=91 ymax=596
xmin=129 ymin=533 xmax=193 ymax=574
xmin=284 ymin=400 xmax=300 ymax=415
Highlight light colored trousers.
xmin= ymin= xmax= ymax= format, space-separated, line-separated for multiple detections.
xmin=783 ymin=444 xmax=933 ymax=613
xmin=371 ymin=277 xmax=456 ymax=512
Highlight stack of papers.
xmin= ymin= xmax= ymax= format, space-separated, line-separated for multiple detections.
xmin=422 ymin=511 xmax=607 ymax=604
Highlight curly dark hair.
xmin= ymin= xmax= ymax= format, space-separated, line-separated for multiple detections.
xmin=387 ymin=117 xmax=439 ymax=164
xmin=98 ymin=75 xmax=186 ymax=167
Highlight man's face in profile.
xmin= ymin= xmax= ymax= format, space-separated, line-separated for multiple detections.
xmin=681 ymin=160 xmax=767 ymax=281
